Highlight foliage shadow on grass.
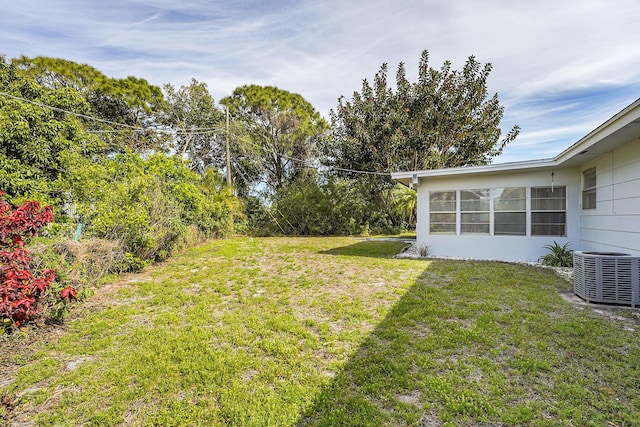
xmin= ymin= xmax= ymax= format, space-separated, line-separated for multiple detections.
xmin=296 ymin=265 xmax=441 ymax=426
xmin=319 ymin=240 xmax=410 ymax=259
xmin=296 ymin=259 xmax=640 ymax=426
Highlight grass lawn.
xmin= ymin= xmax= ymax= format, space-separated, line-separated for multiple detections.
xmin=1 ymin=236 xmax=639 ymax=426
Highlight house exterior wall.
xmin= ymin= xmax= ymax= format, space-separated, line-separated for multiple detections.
xmin=579 ymin=138 xmax=640 ymax=255
xmin=415 ymin=168 xmax=581 ymax=261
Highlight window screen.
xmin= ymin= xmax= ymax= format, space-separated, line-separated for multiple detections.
xmin=460 ymin=189 xmax=490 ymax=234
xmin=531 ymin=186 xmax=566 ymax=236
xmin=582 ymin=168 xmax=596 ymax=210
xmin=494 ymin=187 xmax=526 ymax=236
xmin=429 ymin=191 xmax=456 ymax=234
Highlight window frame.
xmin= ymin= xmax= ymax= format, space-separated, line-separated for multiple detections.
xmin=426 ymin=185 xmax=568 ymax=238
xmin=429 ymin=191 xmax=457 ymax=234
xmin=460 ymin=189 xmax=490 ymax=235
xmin=582 ymin=168 xmax=596 ymax=210
xmin=493 ymin=187 xmax=527 ymax=236
xmin=531 ymin=186 xmax=567 ymax=237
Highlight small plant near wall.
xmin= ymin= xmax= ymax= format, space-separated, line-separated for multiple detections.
xmin=539 ymin=241 xmax=574 ymax=267
xmin=418 ymin=245 xmax=432 ymax=257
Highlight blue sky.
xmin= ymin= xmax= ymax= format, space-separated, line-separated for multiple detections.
xmin=2 ymin=0 xmax=640 ymax=164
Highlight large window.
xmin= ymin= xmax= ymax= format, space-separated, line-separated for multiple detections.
xmin=531 ymin=186 xmax=566 ymax=236
xmin=429 ymin=191 xmax=456 ymax=234
xmin=494 ymin=187 xmax=526 ymax=236
xmin=460 ymin=189 xmax=490 ymax=234
xmin=427 ymin=185 xmax=568 ymax=237
xmin=582 ymin=168 xmax=596 ymax=210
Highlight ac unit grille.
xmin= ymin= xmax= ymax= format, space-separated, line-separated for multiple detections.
xmin=573 ymin=251 xmax=640 ymax=307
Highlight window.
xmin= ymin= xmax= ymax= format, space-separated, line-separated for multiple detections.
xmin=531 ymin=186 xmax=566 ymax=236
xmin=582 ymin=168 xmax=596 ymax=209
xmin=430 ymin=191 xmax=456 ymax=234
xmin=460 ymin=189 xmax=490 ymax=234
xmin=494 ymin=187 xmax=526 ymax=235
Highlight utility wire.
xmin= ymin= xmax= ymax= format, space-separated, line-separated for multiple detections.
xmin=1 ymin=90 xmax=391 ymax=177
xmin=0 ymin=90 xmax=138 ymax=129
xmin=87 ymin=128 xmax=221 ymax=135
xmin=237 ymin=137 xmax=391 ymax=177
xmin=0 ymin=90 xmax=225 ymax=135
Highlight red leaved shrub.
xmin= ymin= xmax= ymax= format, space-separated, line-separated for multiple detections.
xmin=1 ymin=191 xmax=75 ymax=330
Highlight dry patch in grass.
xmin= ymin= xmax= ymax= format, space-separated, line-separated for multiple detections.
xmin=2 ymin=237 xmax=640 ymax=426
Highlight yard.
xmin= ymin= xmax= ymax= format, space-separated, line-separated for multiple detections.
xmin=1 ymin=237 xmax=639 ymax=426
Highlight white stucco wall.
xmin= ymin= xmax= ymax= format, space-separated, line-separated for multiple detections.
xmin=579 ymin=138 xmax=640 ymax=255
xmin=415 ymin=168 xmax=581 ymax=261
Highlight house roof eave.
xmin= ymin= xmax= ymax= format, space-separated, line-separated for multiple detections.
xmin=392 ymin=96 xmax=640 ymax=184
xmin=554 ymin=97 xmax=640 ymax=167
xmin=391 ymin=158 xmax=556 ymax=184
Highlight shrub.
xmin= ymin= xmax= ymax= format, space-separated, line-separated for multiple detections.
xmin=62 ymin=152 xmax=245 ymax=270
xmin=0 ymin=191 xmax=76 ymax=331
xmin=539 ymin=241 xmax=573 ymax=267
xmin=390 ymin=183 xmax=417 ymax=229
xmin=418 ymin=245 xmax=431 ymax=257
xmin=30 ymin=238 xmax=123 ymax=289
xmin=265 ymin=174 xmax=399 ymax=236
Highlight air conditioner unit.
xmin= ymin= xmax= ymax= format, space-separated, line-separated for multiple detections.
xmin=573 ymin=251 xmax=640 ymax=307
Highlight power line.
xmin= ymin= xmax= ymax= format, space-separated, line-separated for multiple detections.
xmin=1 ymin=90 xmax=391 ymax=177
xmin=87 ymin=127 xmax=227 ymax=137
xmin=283 ymin=153 xmax=390 ymax=177
xmin=237 ymin=137 xmax=391 ymax=177
xmin=0 ymin=90 xmax=138 ymax=129
xmin=0 ymin=90 xmax=225 ymax=136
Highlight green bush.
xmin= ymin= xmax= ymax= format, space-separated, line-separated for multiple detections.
xmin=60 ymin=152 xmax=245 ymax=270
xmin=27 ymin=238 xmax=125 ymax=323
xmin=263 ymin=174 xmax=400 ymax=236
xmin=2 ymin=54 xmax=246 ymax=285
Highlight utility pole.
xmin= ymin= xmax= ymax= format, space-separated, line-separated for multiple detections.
xmin=225 ymin=106 xmax=232 ymax=188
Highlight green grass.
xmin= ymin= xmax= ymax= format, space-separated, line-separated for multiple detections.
xmin=2 ymin=237 xmax=639 ymax=426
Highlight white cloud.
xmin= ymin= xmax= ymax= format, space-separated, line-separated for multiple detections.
xmin=2 ymin=0 xmax=640 ymax=162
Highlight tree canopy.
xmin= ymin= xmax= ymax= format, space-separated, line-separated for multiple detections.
xmin=0 ymin=56 xmax=105 ymax=201
xmin=329 ymin=50 xmax=520 ymax=174
xmin=162 ymin=79 xmax=225 ymax=173
xmin=221 ymin=85 xmax=329 ymax=194
xmin=12 ymin=55 xmax=168 ymax=154
xmin=1 ymin=49 xmax=520 ymax=238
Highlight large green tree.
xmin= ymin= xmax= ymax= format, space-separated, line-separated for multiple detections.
xmin=221 ymin=85 xmax=329 ymax=194
xmin=90 ymin=75 xmax=167 ymax=153
xmin=329 ymin=50 xmax=520 ymax=173
xmin=12 ymin=56 xmax=167 ymax=154
xmin=0 ymin=55 xmax=104 ymax=202
xmin=162 ymin=79 xmax=225 ymax=173
xmin=1 ymin=53 xmax=245 ymax=271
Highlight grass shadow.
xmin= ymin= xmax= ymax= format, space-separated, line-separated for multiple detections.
xmin=319 ymin=240 xmax=410 ymax=259
xmin=296 ymin=265 xmax=448 ymax=426
xmin=297 ymin=259 xmax=640 ymax=426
